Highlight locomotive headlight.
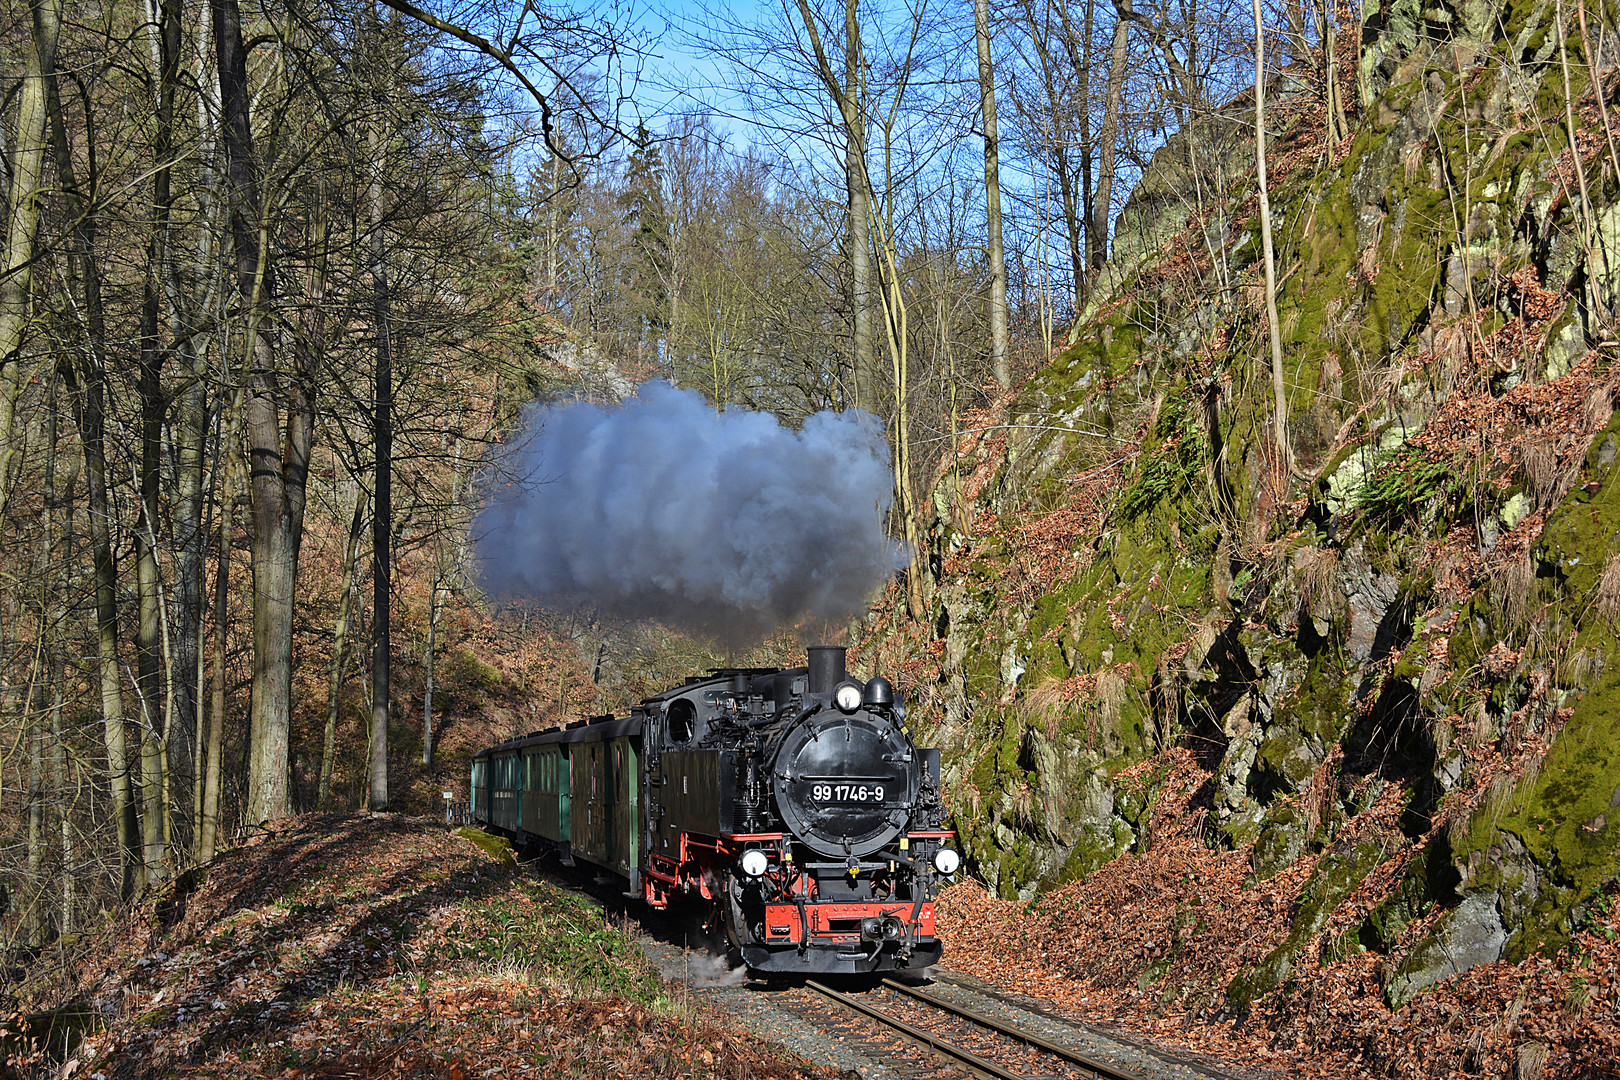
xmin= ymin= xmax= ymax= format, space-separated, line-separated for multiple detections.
xmin=740 ymin=849 xmax=770 ymax=877
xmin=833 ymin=681 xmax=863 ymax=712
xmin=932 ymin=848 xmax=961 ymax=875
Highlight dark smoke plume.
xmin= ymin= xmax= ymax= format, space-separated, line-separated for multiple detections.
xmin=475 ymin=381 xmax=907 ymax=639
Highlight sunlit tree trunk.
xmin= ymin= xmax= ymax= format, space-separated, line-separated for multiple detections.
xmin=214 ymin=0 xmax=312 ymax=824
xmin=45 ymin=395 xmax=70 ymax=932
xmin=43 ymin=1 xmax=142 ymax=895
xmin=199 ymin=423 xmax=238 ymax=862
xmin=1093 ymin=4 xmax=1130 ymax=269
xmin=976 ymin=0 xmax=1010 ymax=388
xmin=0 ymin=0 xmax=59 ymax=516
xmin=319 ymin=482 xmax=367 ymax=809
xmin=369 ymin=77 xmax=394 ymax=813
xmin=1322 ymin=0 xmax=1347 ymax=143
xmin=794 ymin=0 xmax=875 ymax=407
xmin=1254 ymin=0 xmax=1291 ymax=473
xmin=61 ymin=351 xmax=141 ymax=898
xmin=1048 ymin=0 xmax=1097 ymax=287
xmin=422 ymin=575 xmax=444 ymax=769
xmin=189 ymin=0 xmax=222 ymax=855
xmin=130 ymin=0 xmax=187 ymax=885
xmin=137 ymin=284 xmax=169 ymax=883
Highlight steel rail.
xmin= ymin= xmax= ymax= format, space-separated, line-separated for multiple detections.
xmin=880 ymin=978 xmax=1148 ymax=1080
xmin=805 ymin=978 xmax=1148 ymax=1080
xmin=803 ymin=979 xmax=1021 ymax=1080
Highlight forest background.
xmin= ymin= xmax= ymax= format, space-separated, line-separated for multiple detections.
xmin=0 ymin=0 xmax=1271 ymax=931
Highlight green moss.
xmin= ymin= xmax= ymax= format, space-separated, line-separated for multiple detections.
xmin=455 ymin=826 xmax=517 ymax=866
xmin=1227 ymin=841 xmax=1385 ymax=1009
xmin=137 ymin=1005 xmax=178 ymax=1027
xmin=1274 ymin=658 xmax=1356 ymax=745
xmin=1503 ymin=0 xmax=1547 ymax=39
xmin=1359 ymin=848 xmax=1444 ymax=951
xmin=1252 ymin=805 xmax=1310 ymax=879
xmin=1051 ymin=821 xmax=1135 ymax=888
xmin=1256 ymin=730 xmax=1321 ymax=789
xmin=1445 ymin=414 xmax=1620 ymax=953
xmin=997 ymin=836 xmax=1044 ymax=898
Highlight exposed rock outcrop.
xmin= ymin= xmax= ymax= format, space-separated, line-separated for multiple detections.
xmin=861 ymin=0 xmax=1620 ymax=1014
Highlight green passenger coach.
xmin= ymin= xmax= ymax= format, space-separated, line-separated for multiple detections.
xmin=470 ymin=715 xmax=639 ymax=882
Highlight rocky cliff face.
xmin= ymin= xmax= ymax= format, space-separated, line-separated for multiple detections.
xmin=862 ymin=0 xmax=1620 ymax=1011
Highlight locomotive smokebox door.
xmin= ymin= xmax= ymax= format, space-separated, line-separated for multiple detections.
xmin=772 ymin=714 xmax=916 ymax=858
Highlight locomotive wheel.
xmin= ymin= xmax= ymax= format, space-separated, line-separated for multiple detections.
xmin=713 ymin=872 xmax=746 ymax=952
xmin=695 ymin=868 xmax=745 ymax=955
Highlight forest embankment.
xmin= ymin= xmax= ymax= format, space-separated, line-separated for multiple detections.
xmin=2 ymin=814 xmax=837 ymax=1079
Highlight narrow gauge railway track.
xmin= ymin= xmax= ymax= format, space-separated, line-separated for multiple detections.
xmin=803 ymin=978 xmax=1149 ymax=1080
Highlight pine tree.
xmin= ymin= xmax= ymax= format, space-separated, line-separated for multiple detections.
xmin=618 ymin=126 xmax=673 ymax=343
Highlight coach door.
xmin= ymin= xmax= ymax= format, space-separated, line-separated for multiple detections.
xmin=609 ymin=738 xmax=639 ymax=875
xmin=572 ymin=740 xmax=606 ymax=867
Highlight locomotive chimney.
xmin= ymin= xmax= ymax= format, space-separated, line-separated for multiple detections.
xmin=806 ymin=646 xmax=847 ymax=696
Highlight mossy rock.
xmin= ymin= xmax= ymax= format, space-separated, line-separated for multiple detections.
xmin=1227 ymin=840 xmax=1385 ymax=1010
xmin=1445 ymin=417 xmax=1620 ymax=954
xmin=1384 ymin=891 xmax=1506 ymax=1007
xmin=455 ymin=827 xmax=517 ymax=866
xmin=1251 ymin=805 xmax=1311 ymax=880
xmin=1358 ymin=844 xmax=1453 ymax=952
xmin=1255 ymin=730 xmax=1322 ymax=791
xmin=0 ymin=1001 xmax=103 ymax=1064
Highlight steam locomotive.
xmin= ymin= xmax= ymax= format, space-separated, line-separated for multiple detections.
xmin=470 ymin=646 xmax=958 ymax=974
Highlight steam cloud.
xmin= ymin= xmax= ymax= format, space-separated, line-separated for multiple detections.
xmin=475 ymin=381 xmax=907 ymax=639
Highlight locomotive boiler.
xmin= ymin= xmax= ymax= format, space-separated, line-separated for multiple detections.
xmin=471 ymin=646 xmax=958 ymax=974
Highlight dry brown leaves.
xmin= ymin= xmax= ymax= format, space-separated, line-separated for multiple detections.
xmin=32 ymin=816 xmax=839 ymax=1080
xmin=934 ymin=750 xmax=1620 ymax=1080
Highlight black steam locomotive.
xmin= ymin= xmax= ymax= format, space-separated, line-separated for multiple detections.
xmin=471 ymin=647 xmax=958 ymax=974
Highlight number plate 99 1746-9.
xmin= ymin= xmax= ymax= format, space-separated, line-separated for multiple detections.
xmin=810 ymin=784 xmax=884 ymax=802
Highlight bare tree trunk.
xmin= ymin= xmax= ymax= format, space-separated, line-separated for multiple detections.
xmin=421 ymin=577 xmax=442 ymax=769
xmin=1051 ymin=0 xmax=1097 ymax=285
xmin=1254 ymin=0 xmax=1291 ymax=474
xmin=1094 ymin=4 xmax=1130 ymax=270
xmin=1286 ymin=0 xmax=1306 ymax=59
xmin=26 ymin=375 xmax=63 ymax=944
xmin=976 ymin=0 xmax=1010 ymax=388
xmin=136 ymin=307 xmax=169 ymax=883
xmin=26 ymin=638 xmax=44 ymax=947
xmin=869 ymin=169 xmax=923 ymax=617
xmin=47 ymin=392 xmax=71 ymax=934
xmin=51 ymin=644 xmax=69 ymax=933
xmin=318 ymin=482 xmax=366 ymax=809
xmin=199 ymin=429 xmax=236 ymax=862
xmin=369 ymin=100 xmax=393 ymax=813
xmin=169 ymin=221 xmax=208 ymax=855
xmin=0 ymin=0 xmax=60 ymax=516
xmin=44 ymin=15 xmax=142 ymax=895
xmin=1055 ymin=144 xmax=1086 ymax=297
xmin=214 ymin=0 xmax=312 ymax=824
xmin=794 ymin=0 xmax=875 ymax=407
xmin=131 ymin=0 xmax=186 ymax=884
xmin=844 ymin=0 xmax=875 ymax=406
xmin=546 ymin=150 xmax=561 ymax=304
xmin=1322 ymin=0 xmax=1347 ymax=143
xmin=61 ymin=354 xmax=141 ymax=898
